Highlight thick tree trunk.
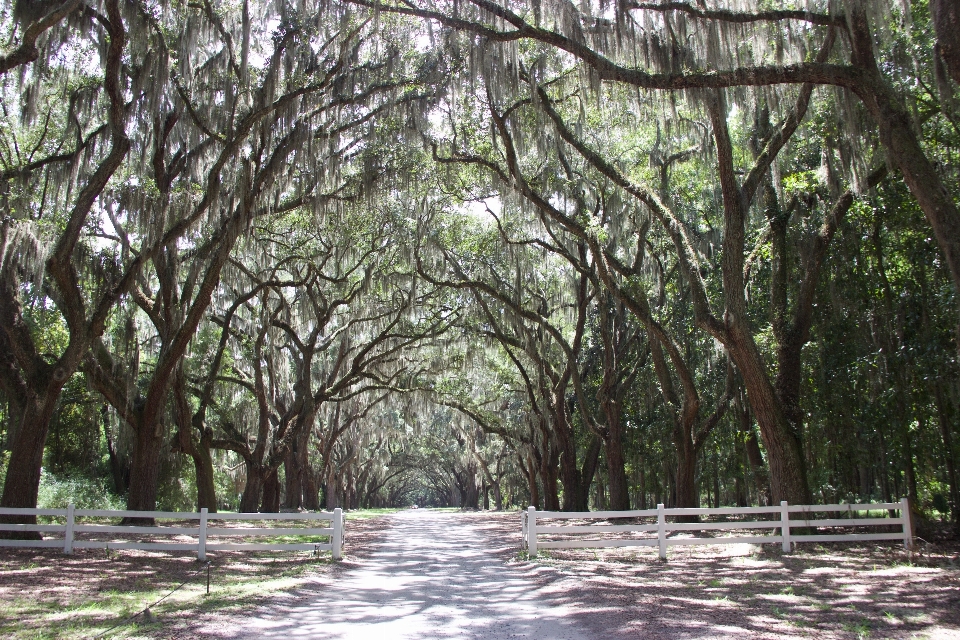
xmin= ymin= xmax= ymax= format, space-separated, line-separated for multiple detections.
xmin=556 ymin=426 xmax=581 ymax=511
xmin=541 ymin=446 xmax=561 ymax=511
xmin=192 ymin=433 xmax=218 ymax=513
xmin=523 ymin=452 xmax=540 ymax=509
xmin=461 ymin=463 xmax=480 ymax=510
xmin=260 ymin=467 xmax=280 ymax=512
xmin=302 ymin=466 xmax=320 ymax=510
xmin=674 ymin=432 xmax=698 ymax=515
xmin=578 ymin=434 xmax=602 ymax=511
xmin=0 ymin=395 xmax=58 ymax=537
xmin=124 ymin=417 xmax=166 ymax=523
xmin=283 ymin=447 xmax=302 ymax=510
xmin=3 ymin=396 xmax=24 ymax=453
xmin=932 ymin=0 xmax=960 ymax=85
xmin=726 ymin=332 xmax=811 ymax=505
xmin=172 ymin=374 xmax=217 ymax=512
xmin=325 ymin=465 xmax=340 ymax=510
xmin=705 ymin=89 xmax=811 ymax=508
xmin=554 ymin=398 xmax=597 ymax=511
xmin=558 ymin=451 xmax=581 ymax=510
xmin=673 ymin=414 xmax=703 ymax=522
xmin=283 ymin=422 xmax=313 ymax=510
xmin=604 ymin=407 xmax=630 ymax=511
xmin=239 ymin=462 xmax=264 ymax=513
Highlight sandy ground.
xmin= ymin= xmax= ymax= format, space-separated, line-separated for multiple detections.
xmin=0 ymin=513 xmax=392 ymax=638
xmin=203 ymin=510 xmax=960 ymax=639
xmin=471 ymin=512 xmax=960 ymax=639
xmin=225 ymin=509 xmax=587 ymax=639
xmin=3 ymin=509 xmax=959 ymax=638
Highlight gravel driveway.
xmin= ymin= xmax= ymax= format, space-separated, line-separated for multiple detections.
xmin=236 ymin=509 xmax=587 ymax=639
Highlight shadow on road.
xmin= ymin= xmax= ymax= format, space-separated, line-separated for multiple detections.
xmin=239 ymin=509 xmax=586 ymax=639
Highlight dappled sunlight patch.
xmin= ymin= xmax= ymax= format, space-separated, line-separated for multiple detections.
xmin=0 ymin=511 xmax=394 ymax=638
xmin=471 ymin=511 xmax=960 ymax=638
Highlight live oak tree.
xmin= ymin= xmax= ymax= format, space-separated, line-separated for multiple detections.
xmin=79 ymin=0 xmax=440 ymax=515
xmin=353 ymin=0 xmax=960 ymax=506
xmin=0 ymin=0 xmax=170 ymax=523
xmin=1 ymin=0 xmax=959 ymax=525
xmin=354 ymin=0 xmax=960 ymax=329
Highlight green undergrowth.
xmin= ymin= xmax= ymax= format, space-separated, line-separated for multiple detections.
xmin=344 ymin=507 xmax=401 ymax=520
xmin=37 ymin=470 xmax=125 ymax=511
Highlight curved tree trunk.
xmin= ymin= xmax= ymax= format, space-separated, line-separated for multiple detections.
xmin=704 ymin=88 xmax=812 ymax=507
xmin=173 ymin=372 xmax=217 ymax=512
xmin=846 ymin=3 xmax=960 ymax=337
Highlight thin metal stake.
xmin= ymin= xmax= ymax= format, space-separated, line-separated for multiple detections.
xmin=206 ymin=562 xmax=210 ymax=595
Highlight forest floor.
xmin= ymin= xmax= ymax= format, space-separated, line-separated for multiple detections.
xmin=0 ymin=508 xmax=396 ymax=639
xmin=476 ymin=511 xmax=960 ymax=639
xmin=2 ymin=508 xmax=959 ymax=638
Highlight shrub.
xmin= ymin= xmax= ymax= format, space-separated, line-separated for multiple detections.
xmin=36 ymin=470 xmax=125 ymax=510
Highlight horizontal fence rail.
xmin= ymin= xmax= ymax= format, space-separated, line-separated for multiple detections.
xmin=521 ymin=499 xmax=913 ymax=560
xmin=0 ymin=506 xmax=344 ymax=560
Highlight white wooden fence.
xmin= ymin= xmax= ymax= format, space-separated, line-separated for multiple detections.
xmin=521 ymin=499 xmax=913 ymax=559
xmin=0 ymin=506 xmax=344 ymax=560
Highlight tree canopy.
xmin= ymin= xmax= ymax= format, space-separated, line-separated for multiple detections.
xmin=0 ymin=0 xmax=958 ymax=536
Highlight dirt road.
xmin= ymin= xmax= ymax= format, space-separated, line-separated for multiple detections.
xmin=236 ymin=509 xmax=587 ymax=639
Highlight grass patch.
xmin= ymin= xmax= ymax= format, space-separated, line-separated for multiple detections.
xmin=0 ymin=553 xmax=333 ymax=639
xmin=344 ymin=508 xmax=401 ymax=520
xmin=842 ymin=619 xmax=872 ymax=638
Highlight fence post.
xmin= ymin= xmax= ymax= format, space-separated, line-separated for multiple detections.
xmin=657 ymin=503 xmax=667 ymax=560
xmin=198 ymin=508 xmax=208 ymax=561
xmin=63 ymin=503 xmax=75 ymax=555
xmin=332 ymin=508 xmax=343 ymax=561
xmin=780 ymin=501 xmax=792 ymax=553
xmin=527 ymin=506 xmax=537 ymax=557
xmin=900 ymin=497 xmax=914 ymax=551
xmin=520 ymin=511 xmax=527 ymax=549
